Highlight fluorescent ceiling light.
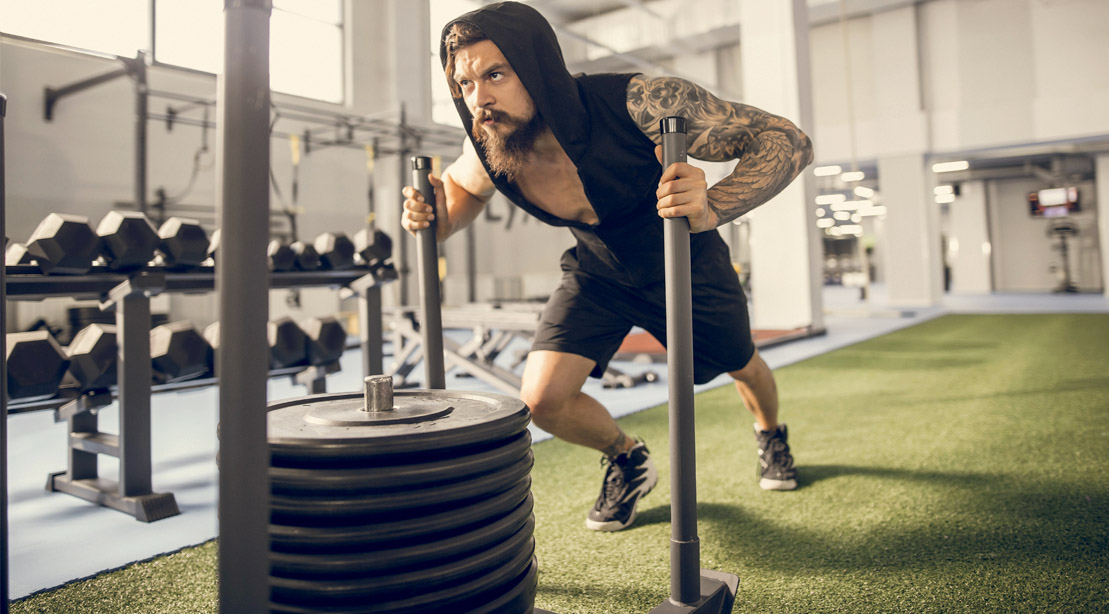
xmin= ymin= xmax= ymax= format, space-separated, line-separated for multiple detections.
xmin=833 ymin=211 xmax=851 ymax=221
xmin=815 ymin=194 xmax=847 ymax=205
xmin=932 ymin=161 xmax=969 ymax=173
xmin=854 ymin=186 xmax=875 ymax=198
xmin=816 ymin=218 xmax=835 ymax=228
xmin=841 ymin=171 xmax=865 ymax=182
xmin=935 ymin=193 xmax=956 ymax=204
xmin=934 ymin=185 xmax=954 ymax=195
xmin=831 ymin=199 xmax=871 ymax=211
xmin=858 ymin=205 xmax=888 ymax=217
xmin=815 ymin=208 xmax=826 ymax=217
xmin=813 ymin=165 xmax=842 ymax=177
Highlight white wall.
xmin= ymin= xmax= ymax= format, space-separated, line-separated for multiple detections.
xmin=813 ymin=0 xmax=1109 ymax=159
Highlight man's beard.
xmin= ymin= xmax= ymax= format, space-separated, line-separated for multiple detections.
xmin=472 ymin=107 xmax=545 ymax=181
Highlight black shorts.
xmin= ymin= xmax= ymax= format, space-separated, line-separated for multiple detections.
xmin=530 ymin=244 xmax=755 ymax=385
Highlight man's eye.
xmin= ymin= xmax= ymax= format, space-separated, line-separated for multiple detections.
xmin=489 ymin=72 xmax=502 ymax=81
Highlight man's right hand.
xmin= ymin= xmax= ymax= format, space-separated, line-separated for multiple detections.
xmin=402 ymin=173 xmax=447 ymax=240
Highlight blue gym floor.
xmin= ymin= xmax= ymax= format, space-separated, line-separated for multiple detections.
xmin=6 ymin=285 xmax=1108 ymax=599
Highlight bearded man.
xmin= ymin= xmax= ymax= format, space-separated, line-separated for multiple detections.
xmin=403 ymin=1 xmax=813 ymax=532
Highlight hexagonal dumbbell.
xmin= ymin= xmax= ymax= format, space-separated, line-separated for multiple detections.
xmin=5 ymin=242 xmax=35 ymax=266
xmin=300 ymin=316 xmax=346 ymax=367
xmin=66 ymin=323 xmax=118 ymax=392
xmin=25 ymin=213 xmax=102 ymax=274
xmin=354 ymin=228 xmax=392 ymax=269
xmin=207 ymin=228 xmax=221 ymax=264
xmin=314 ymin=232 xmax=355 ymax=270
xmin=204 ymin=318 xmax=307 ymax=372
xmin=156 ymin=217 xmax=209 ymax=270
xmin=268 ymin=239 xmax=296 ymax=272
xmin=151 ymin=321 xmax=212 ymax=384
xmin=268 ymin=317 xmax=309 ymax=368
xmin=291 ymin=241 xmax=320 ymax=271
xmin=97 ymin=211 xmax=159 ymax=272
xmin=6 ymin=331 xmax=71 ymax=401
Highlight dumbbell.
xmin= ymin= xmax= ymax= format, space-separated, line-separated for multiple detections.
xmin=24 ymin=213 xmax=102 ymax=274
xmin=204 ymin=316 xmax=308 ymax=371
xmin=65 ymin=323 xmax=118 ymax=392
xmin=602 ymin=369 xmax=659 ymax=389
xmin=207 ymin=228 xmax=221 ymax=264
xmin=354 ymin=228 xmax=392 ymax=269
xmin=314 ymin=231 xmax=355 ymax=270
xmin=5 ymin=330 xmax=70 ymax=401
xmin=151 ymin=321 xmax=213 ymax=384
xmin=5 ymin=242 xmax=34 ymax=266
xmin=300 ymin=316 xmax=347 ymax=367
xmin=97 ymin=211 xmax=160 ymax=271
xmin=291 ymin=241 xmax=320 ymax=271
xmin=156 ymin=217 xmax=209 ymax=270
xmin=267 ymin=239 xmax=296 ymax=272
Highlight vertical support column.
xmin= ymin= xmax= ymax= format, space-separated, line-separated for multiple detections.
xmin=948 ymin=180 xmax=993 ymax=294
xmin=133 ymin=51 xmax=148 ymax=216
xmin=217 ymin=1 xmax=272 ymax=612
xmin=740 ymin=0 xmax=823 ymax=331
xmin=117 ymin=293 xmax=152 ymax=496
xmin=1 ymin=90 xmax=10 ymax=614
xmin=1096 ymin=154 xmax=1109 ymax=295
xmin=878 ymin=154 xmax=943 ymax=306
xmin=67 ymin=410 xmax=100 ymax=482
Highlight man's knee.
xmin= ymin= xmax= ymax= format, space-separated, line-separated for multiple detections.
xmin=520 ymin=374 xmax=574 ymax=425
xmin=730 ymin=350 xmax=770 ymax=386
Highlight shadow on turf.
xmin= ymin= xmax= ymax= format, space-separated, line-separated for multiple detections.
xmin=628 ymin=466 xmax=1108 ymax=575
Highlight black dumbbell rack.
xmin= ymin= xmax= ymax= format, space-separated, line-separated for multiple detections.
xmin=5 ymin=264 xmax=395 ymax=521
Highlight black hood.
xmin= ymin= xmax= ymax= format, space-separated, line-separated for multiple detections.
xmin=439 ymin=1 xmax=590 ymax=163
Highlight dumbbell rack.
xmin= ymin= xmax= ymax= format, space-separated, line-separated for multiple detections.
xmin=6 ymin=264 xmax=395 ymax=521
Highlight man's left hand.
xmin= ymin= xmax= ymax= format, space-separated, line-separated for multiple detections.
xmin=654 ymin=145 xmax=718 ymax=233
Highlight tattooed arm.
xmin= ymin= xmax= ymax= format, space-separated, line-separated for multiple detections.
xmin=626 ymin=75 xmax=813 ymax=231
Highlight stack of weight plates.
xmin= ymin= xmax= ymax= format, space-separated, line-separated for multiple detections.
xmin=267 ymin=388 xmax=537 ymax=614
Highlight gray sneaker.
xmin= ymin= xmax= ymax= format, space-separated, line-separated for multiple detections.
xmin=755 ymin=424 xmax=797 ymax=490
xmin=585 ymin=441 xmax=658 ymax=531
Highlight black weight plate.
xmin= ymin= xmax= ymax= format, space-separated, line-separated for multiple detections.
xmin=270 ymin=450 xmax=532 ymax=520
xmin=270 ymin=539 xmax=534 ymax=613
xmin=462 ymin=557 xmax=538 ymax=614
xmin=268 ymin=558 xmax=537 ymax=614
xmin=270 ymin=430 xmax=531 ymax=494
xmin=271 ymin=516 xmax=532 ymax=601
xmin=271 ymin=494 xmax=533 ymax=575
xmin=268 ymin=389 xmax=530 ymax=461
xmin=269 ymin=482 xmax=532 ymax=550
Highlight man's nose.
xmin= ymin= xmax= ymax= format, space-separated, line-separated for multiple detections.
xmin=472 ymin=82 xmax=494 ymax=108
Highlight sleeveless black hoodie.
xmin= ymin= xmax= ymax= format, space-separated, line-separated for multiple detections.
xmin=440 ymin=1 xmax=728 ymax=288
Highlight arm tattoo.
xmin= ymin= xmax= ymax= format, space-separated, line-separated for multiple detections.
xmin=627 ymin=75 xmax=814 ymax=225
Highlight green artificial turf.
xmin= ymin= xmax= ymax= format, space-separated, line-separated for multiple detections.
xmin=13 ymin=314 xmax=1109 ymax=613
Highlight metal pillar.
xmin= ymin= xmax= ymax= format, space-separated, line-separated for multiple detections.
xmin=217 ymin=1 xmax=272 ymax=612
xmin=1 ymin=90 xmax=10 ymax=614
xmin=412 ymin=156 xmax=445 ymax=389
xmin=134 ymin=51 xmax=148 ymax=215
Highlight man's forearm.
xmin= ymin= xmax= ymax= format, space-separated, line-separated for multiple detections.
xmin=707 ymin=129 xmax=813 ymax=226
xmin=439 ymin=167 xmax=489 ymax=242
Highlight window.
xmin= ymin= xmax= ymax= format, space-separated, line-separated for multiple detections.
xmin=429 ymin=0 xmax=481 ymax=125
xmin=0 ymin=0 xmax=149 ymax=58
xmin=0 ymin=0 xmax=345 ymax=104
xmin=155 ymin=0 xmax=344 ymax=103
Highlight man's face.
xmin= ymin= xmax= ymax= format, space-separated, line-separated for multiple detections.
xmin=452 ymin=39 xmax=544 ymax=179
